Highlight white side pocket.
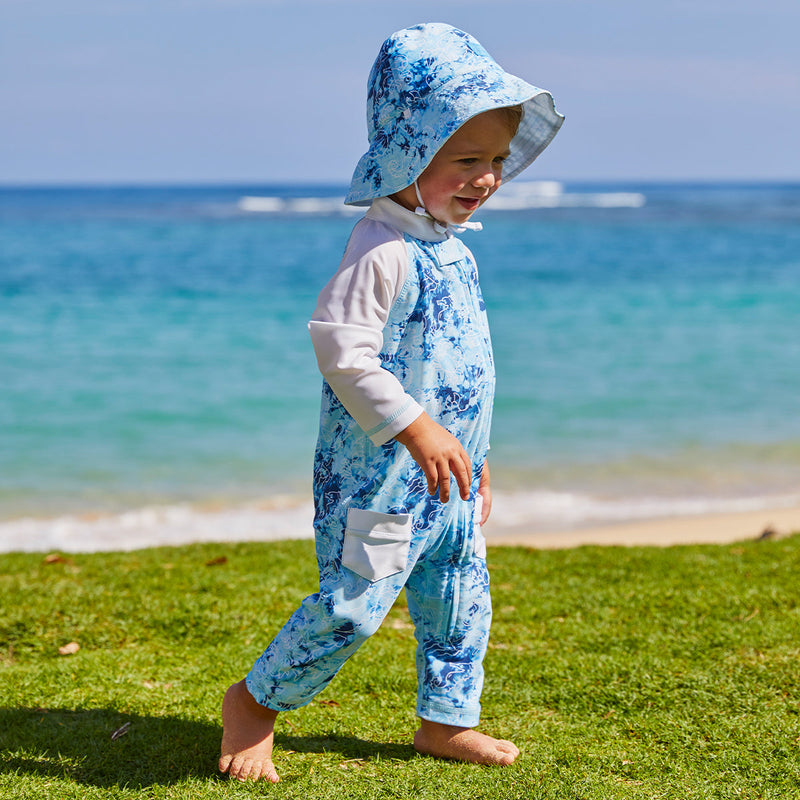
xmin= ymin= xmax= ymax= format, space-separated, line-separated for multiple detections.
xmin=473 ymin=494 xmax=487 ymax=559
xmin=342 ymin=508 xmax=412 ymax=582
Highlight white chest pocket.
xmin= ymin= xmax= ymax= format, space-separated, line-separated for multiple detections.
xmin=342 ymin=508 xmax=413 ymax=582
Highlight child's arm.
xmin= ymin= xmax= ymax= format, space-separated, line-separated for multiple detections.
xmin=394 ymin=412 xmax=473 ymax=503
xmin=309 ymin=221 xmax=424 ymax=447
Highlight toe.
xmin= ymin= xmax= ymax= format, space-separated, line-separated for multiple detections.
xmin=496 ymin=749 xmax=516 ymax=765
xmin=494 ymin=741 xmax=519 ymax=764
xmin=236 ymin=759 xmax=256 ymax=782
xmin=228 ymin=755 xmax=248 ymax=781
xmin=259 ymin=761 xmax=281 ymax=783
xmin=497 ymin=739 xmax=520 ymax=756
xmin=218 ymin=754 xmax=233 ymax=774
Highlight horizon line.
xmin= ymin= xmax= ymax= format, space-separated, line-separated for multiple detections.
xmin=2 ymin=177 xmax=800 ymax=190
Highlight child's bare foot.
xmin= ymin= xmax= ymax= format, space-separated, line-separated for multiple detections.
xmin=219 ymin=680 xmax=280 ymax=782
xmin=413 ymin=719 xmax=519 ymax=765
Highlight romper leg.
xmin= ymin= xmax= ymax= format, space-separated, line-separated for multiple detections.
xmin=405 ymin=522 xmax=492 ymax=728
xmin=246 ymin=550 xmax=409 ymax=711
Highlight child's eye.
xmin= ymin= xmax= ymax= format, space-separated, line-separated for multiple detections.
xmin=459 ymin=158 xmax=479 ymax=165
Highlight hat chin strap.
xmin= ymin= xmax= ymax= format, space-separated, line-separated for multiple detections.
xmin=413 ymin=180 xmax=429 ymax=218
xmin=412 ymin=180 xmax=483 ymax=235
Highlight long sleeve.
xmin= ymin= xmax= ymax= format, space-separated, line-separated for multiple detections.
xmin=308 ymin=215 xmax=424 ymax=446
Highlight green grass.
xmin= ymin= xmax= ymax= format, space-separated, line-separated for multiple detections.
xmin=1 ymin=534 xmax=799 ymax=799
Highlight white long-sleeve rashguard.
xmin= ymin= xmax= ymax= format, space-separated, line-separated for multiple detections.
xmin=308 ymin=196 xmax=455 ymax=446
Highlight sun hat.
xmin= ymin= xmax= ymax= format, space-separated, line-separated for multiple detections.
xmin=345 ymin=23 xmax=564 ymax=207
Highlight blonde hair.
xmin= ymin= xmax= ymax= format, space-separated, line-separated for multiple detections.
xmin=498 ymin=104 xmax=524 ymax=136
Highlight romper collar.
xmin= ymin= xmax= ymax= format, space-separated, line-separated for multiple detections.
xmin=366 ymin=196 xmax=482 ymax=243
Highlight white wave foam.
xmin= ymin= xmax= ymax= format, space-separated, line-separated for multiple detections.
xmin=237 ymin=183 xmax=646 ymax=217
xmin=238 ymin=196 xmax=363 ymax=215
xmin=237 ymin=196 xmax=284 ymax=213
xmin=0 ymin=499 xmax=315 ymax=554
xmin=487 ymin=489 xmax=800 ymax=532
xmin=482 ymin=181 xmax=646 ymax=210
xmin=3 ymin=489 xmax=799 ymax=554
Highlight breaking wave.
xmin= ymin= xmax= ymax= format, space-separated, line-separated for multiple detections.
xmin=236 ymin=182 xmax=646 ymax=216
xmin=3 ymin=488 xmax=798 ymax=554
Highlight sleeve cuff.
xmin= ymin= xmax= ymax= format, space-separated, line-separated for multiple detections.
xmin=366 ymin=399 xmax=424 ymax=446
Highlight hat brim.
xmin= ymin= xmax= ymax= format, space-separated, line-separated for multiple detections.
xmin=345 ymin=81 xmax=564 ymax=207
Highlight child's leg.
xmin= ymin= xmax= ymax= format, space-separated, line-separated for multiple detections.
xmin=405 ymin=543 xmax=519 ymax=765
xmin=220 ymin=555 xmax=410 ymax=781
xmin=245 ymin=563 xmax=408 ymax=708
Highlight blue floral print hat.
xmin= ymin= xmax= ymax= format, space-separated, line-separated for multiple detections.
xmin=345 ymin=23 xmax=564 ymax=206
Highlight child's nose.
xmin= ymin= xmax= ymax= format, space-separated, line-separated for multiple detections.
xmin=472 ymin=167 xmax=499 ymax=189
xmin=472 ymin=164 xmax=500 ymax=189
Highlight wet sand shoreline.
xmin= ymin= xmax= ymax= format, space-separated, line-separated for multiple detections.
xmin=484 ymin=505 xmax=800 ymax=549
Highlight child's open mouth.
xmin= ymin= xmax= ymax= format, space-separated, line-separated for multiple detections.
xmin=456 ymin=197 xmax=482 ymax=212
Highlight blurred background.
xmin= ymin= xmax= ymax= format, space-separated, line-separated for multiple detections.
xmin=2 ymin=1 xmax=799 ymax=551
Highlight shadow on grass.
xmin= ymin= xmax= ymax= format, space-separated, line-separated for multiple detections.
xmin=0 ymin=707 xmax=416 ymax=788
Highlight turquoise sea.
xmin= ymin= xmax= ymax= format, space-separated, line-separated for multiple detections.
xmin=2 ymin=181 xmax=799 ymax=551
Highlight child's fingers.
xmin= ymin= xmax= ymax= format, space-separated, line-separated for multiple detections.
xmin=478 ymin=462 xmax=491 ymax=523
xmin=423 ymin=457 xmax=447 ymax=498
xmin=395 ymin=414 xmax=472 ymax=502
xmin=452 ymin=450 xmax=472 ymax=500
xmin=424 ymin=459 xmax=441 ymax=496
xmin=436 ymin=467 xmax=451 ymax=502
xmin=436 ymin=450 xmax=471 ymax=503
xmin=425 ymin=458 xmax=472 ymax=503
xmin=478 ymin=489 xmax=492 ymax=524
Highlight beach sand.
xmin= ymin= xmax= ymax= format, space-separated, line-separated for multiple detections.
xmin=484 ymin=505 xmax=800 ymax=549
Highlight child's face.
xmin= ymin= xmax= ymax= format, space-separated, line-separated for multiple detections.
xmin=393 ymin=108 xmax=515 ymax=227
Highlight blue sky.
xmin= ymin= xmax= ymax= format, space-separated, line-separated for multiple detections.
xmin=2 ymin=0 xmax=799 ymax=184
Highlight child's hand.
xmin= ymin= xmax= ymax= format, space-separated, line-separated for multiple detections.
xmin=478 ymin=461 xmax=492 ymax=525
xmin=395 ymin=413 xmax=472 ymax=503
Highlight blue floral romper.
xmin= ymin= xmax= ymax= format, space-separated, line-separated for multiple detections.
xmin=246 ymin=230 xmax=496 ymax=728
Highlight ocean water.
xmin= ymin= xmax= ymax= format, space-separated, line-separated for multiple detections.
xmin=1 ymin=181 xmax=799 ymax=551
